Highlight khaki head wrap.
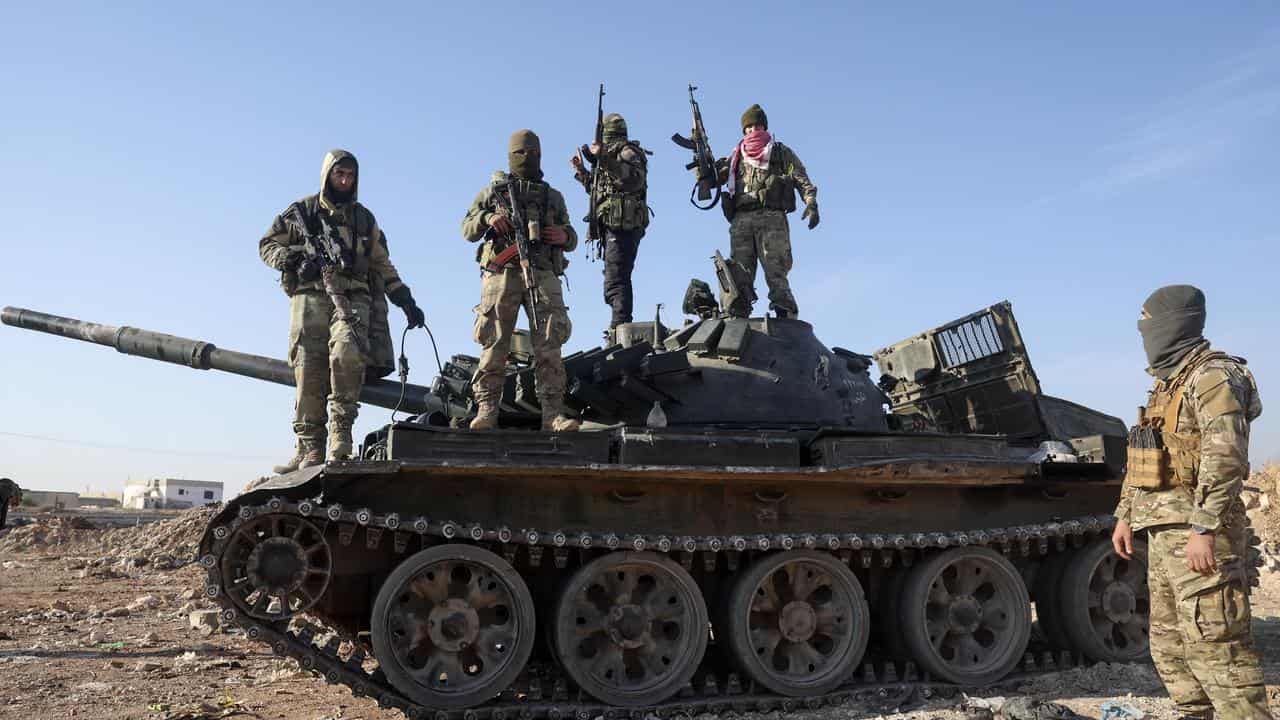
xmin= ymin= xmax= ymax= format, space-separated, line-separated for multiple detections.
xmin=508 ymin=129 xmax=542 ymax=180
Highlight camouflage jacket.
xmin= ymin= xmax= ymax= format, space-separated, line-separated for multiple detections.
xmin=462 ymin=172 xmax=578 ymax=274
xmin=574 ymin=141 xmax=650 ymax=231
xmin=722 ymin=141 xmax=817 ymax=214
xmin=259 ymin=194 xmax=406 ymax=298
xmin=1115 ymin=345 xmax=1263 ymax=532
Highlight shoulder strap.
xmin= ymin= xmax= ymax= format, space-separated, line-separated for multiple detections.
xmin=1165 ymin=351 xmax=1230 ymax=430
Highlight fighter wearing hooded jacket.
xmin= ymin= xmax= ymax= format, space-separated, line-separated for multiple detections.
xmin=1112 ymin=285 xmax=1270 ymax=720
xmin=462 ymin=130 xmax=580 ymax=433
xmin=259 ymin=149 xmax=425 ymax=472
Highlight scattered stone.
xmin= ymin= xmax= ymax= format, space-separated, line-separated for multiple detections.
xmin=83 ymin=629 xmax=103 ymax=645
xmin=49 ymin=600 xmax=71 ymax=612
xmin=102 ymin=606 xmax=130 ymax=618
xmin=133 ymin=660 xmax=163 ymax=673
xmin=179 ymin=587 xmax=200 ymax=601
xmin=188 ymin=609 xmax=220 ymax=636
xmin=126 ymin=594 xmax=161 ymax=612
xmin=105 ymin=659 xmax=124 ymax=669
xmin=139 ymin=631 xmax=160 ymax=645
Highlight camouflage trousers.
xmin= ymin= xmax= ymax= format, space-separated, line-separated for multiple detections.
xmin=728 ymin=208 xmax=796 ymax=317
xmin=472 ymin=266 xmax=572 ymax=406
xmin=288 ymin=289 xmax=372 ymax=458
xmin=1146 ymin=523 xmax=1273 ymax=719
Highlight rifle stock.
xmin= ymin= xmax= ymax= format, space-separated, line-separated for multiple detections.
xmin=505 ymin=180 xmax=541 ymax=332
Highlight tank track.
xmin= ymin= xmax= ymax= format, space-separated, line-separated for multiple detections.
xmin=197 ymin=498 xmax=1260 ymax=719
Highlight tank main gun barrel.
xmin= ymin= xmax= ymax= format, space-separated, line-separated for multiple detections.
xmin=1 ymin=306 xmax=459 ymax=418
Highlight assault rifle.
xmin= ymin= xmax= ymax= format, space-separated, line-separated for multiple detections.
xmin=671 ymin=84 xmax=721 ymax=210
xmin=283 ymin=208 xmax=366 ymax=348
xmin=505 ymin=179 xmax=542 ymax=333
xmin=578 ymin=83 xmax=606 ymax=253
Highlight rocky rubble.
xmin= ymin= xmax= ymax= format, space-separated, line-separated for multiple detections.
xmin=1247 ymin=462 xmax=1280 ymax=572
xmin=0 ymin=505 xmax=218 ymax=566
xmin=0 ymin=515 xmax=99 ymax=552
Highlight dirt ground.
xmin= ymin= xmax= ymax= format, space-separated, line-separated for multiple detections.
xmin=2 ymin=475 xmax=1279 ymax=720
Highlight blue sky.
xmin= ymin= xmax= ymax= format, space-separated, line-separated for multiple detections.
xmin=1 ymin=3 xmax=1277 ymax=494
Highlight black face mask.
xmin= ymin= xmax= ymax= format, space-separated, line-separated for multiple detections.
xmin=1137 ymin=285 xmax=1207 ymax=379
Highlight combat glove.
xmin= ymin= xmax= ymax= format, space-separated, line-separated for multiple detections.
xmin=297 ymin=257 xmax=323 ymax=282
xmin=281 ymin=252 xmax=304 ymax=273
xmin=802 ymin=202 xmax=820 ymax=230
xmin=388 ymin=286 xmax=426 ymax=328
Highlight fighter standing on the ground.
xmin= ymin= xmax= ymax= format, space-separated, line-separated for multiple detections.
xmin=716 ymin=104 xmax=818 ymax=319
xmin=260 ymin=150 xmax=426 ymax=473
xmin=0 ymin=478 xmax=19 ymax=529
xmin=462 ymin=130 xmax=580 ymax=433
xmin=571 ymin=112 xmax=651 ymax=338
xmin=1112 ymin=285 xmax=1272 ymax=720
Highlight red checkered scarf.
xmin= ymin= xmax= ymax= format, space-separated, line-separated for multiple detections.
xmin=727 ymin=129 xmax=774 ymax=196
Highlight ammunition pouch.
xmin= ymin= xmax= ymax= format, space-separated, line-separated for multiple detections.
xmin=761 ymin=174 xmax=797 ymax=213
xmin=720 ymin=191 xmax=736 ymax=222
xmin=1125 ymin=444 xmax=1172 ymax=490
xmin=598 ymin=191 xmax=649 ymax=232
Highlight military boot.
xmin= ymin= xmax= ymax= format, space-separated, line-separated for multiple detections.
xmin=540 ymin=397 xmax=580 ymax=433
xmin=469 ymin=400 xmax=499 ymax=430
xmin=272 ymin=441 xmax=325 ymax=475
xmin=328 ymin=433 xmax=354 ymax=462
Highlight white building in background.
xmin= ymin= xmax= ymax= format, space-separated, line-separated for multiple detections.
xmin=123 ymin=478 xmax=223 ymax=509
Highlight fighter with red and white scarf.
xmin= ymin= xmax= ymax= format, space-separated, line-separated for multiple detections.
xmin=716 ymin=104 xmax=819 ymax=319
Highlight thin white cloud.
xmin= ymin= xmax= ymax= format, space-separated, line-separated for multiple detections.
xmin=1031 ymin=34 xmax=1280 ymax=205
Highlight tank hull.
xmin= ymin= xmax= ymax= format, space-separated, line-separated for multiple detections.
xmin=197 ymin=425 xmax=1146 ymax=716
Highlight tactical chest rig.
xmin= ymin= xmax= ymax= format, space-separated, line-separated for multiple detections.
xmin=597 ymin=141 xmax=650 ymax=232
xmin=1126 ymin=351 xmax=1229 ymax=490
xmin=481 ymin=179 xmax=551 ymax=273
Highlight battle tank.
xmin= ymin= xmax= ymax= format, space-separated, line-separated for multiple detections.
xmin=4 ymin=294 xmax=1164 ymax=717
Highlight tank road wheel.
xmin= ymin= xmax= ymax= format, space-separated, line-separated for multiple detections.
xmin=370 ymin=545 xmax=535 ymax=709
xmin=219 ymin=513 xmax=331 ymax=620
xmin=724 ymin=550 xmax=871 ymax=696
xmin=552 ymin=551 xmax=708 ymax=706
xmin=900 ymin=546 xmax=1031 ymax=685
xmin=1058 ymin=537 xmax=1150 ymax=662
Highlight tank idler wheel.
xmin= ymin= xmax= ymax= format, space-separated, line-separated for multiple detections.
xmin=371 ymin=544 xmax=535 ymax=709
xmin=1058 ymin=537 xmax=1150 ymax=662
xmin=552 ymin=551 xmax=708 ymax=707
xmin=723 ymin=550 xmax=870 ymax=696
xmin=219 ymin=513 xmax=331 ymax=620
xmin=1032 ymin=550 xmax=1073 ymax=650
xmin=899 ymin=546 xmax=1031 ymax=685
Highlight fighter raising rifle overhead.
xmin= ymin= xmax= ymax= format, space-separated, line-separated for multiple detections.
xmin=572 ymin=87 xmax=653 ymax=339
xmin=671 ymin=84 xmax=722 ymax=210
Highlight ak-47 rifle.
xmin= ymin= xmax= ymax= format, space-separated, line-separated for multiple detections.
xmin=671 ymin=84 xmax=721 ymax=210
xmin=505 ymin=179 xmax=542 ymax=333
xmin=283 ymin=208 xmax=367 ymax=351
xmin=578 ymin=83 xmax=606 ymax=256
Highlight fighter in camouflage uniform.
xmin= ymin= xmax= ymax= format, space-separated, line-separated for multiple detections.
xmin=570 ymin=113 xmax=651 ymax=334
xmin=462 ymin=130 xmax=580 ymax=433
xmin=1112 ymin=285 xmax=1272 ymax=720
xmin=260 ymin=150 xmax=426 ymax=472
xmin=718 ymin=104 xmax=818 ymax=319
